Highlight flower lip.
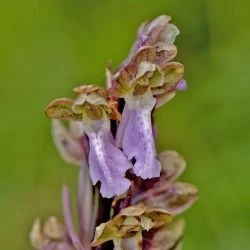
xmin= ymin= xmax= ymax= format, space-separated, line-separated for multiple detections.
xmin=116 ymin=89 xmax=161 ymax=180
xmin=87 ymin=119 xmax=132 ymax=198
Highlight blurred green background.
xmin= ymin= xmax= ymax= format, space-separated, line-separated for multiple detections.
xmin=1 ymin=0 xmax=250 ymax=249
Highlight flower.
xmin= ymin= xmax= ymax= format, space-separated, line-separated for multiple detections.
xmin=46 ymin=85 xmax=132 ymax=198
xmin=72 ymin=85 xmax=132 ymax=198
xmin=109 ymin=15 xmax=185 ymax=180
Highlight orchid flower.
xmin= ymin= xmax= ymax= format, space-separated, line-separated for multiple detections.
xmin=109 ymin=15 xmax=185 ymax=179
xmin=115 ymin=71 xmax=162 ymax=179
xmin=46 ymin=85 xmax=132 ymax=198
xmin=72 ymin=85 xmax=133 ymax=198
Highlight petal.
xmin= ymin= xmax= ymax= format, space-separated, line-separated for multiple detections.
xmin=62 ymin=186 xmax=85 ymax=250
xmin=51 ymin=242 xmax=74 ymax=250
xmin=135 ymin=61 xmax=157 ymax=79
xmin=117 ymin=91 xmax=161 ymax=179
xmin=153 ymin=42 xmax=178 ymax=66
xmin=120 ymin=232 xmax=142 ymax=250
xmin=69 ymin=121 xmax=84 ymax=139
xmin=109 ymin=47 xmax=156 ymax=97
xmin=115 ymin=104 xmax=130 ymax=148
xmin=51 ymin=120 xmax=84 ymax=166
xmin=85 ymin=119 xmax=132 ymax=198
xmin=117 ymin=16 xmax=170 ymax=73
xmin=176 ymin=79 xmax=188 ymax=91
xmin=137 ymin=15 xmax=171 ymax=48
xmin=154 ymin=150 xmax=186 ymax=188
xmin=77 ymin=162 xmax=93 ymax=248
xmin=158 ymin=23 xmax=180 ymax=44
xmin=30 ymin=218 xmax=49 ymax=249
xmin=143 ymin=219 xmax=185 ymax=250
xmin=155 ymin=91 xmax=176 ymax=108
xmin=46 ymin=98 xmax=82 ymax=121
xmin=152 ymin=62 xmax=184 ymax=95
xmin=43 ymin=242 xmax=57 ymax=250
xmin=42 ymin=217 xmax=66 ymax=240
xmin=145 ymin=182 xmax=199 ymax=215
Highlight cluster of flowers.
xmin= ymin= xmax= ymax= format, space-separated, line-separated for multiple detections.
xmin=30 ymin=15 xmax=198 ymax=250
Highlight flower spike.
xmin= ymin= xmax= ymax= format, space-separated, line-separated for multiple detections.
xmin=37 ymin=15 xmax=198 ymax=250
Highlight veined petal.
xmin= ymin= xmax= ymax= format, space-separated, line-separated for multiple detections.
xmin=85 ymin=118 xmax=132 ymax=198
xmin=117 ymin=90 xmax=161 ymax=179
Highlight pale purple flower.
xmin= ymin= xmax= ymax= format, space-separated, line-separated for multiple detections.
xmin=116 ymin=89 xmax=161 ymax=179
xmin=109 ymin=16 xmax=185 ymax=181
xmin=85 ymin=118 xmax=132 ymax=198
xmin=72 ymin=86 xmax=132 ymax=198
